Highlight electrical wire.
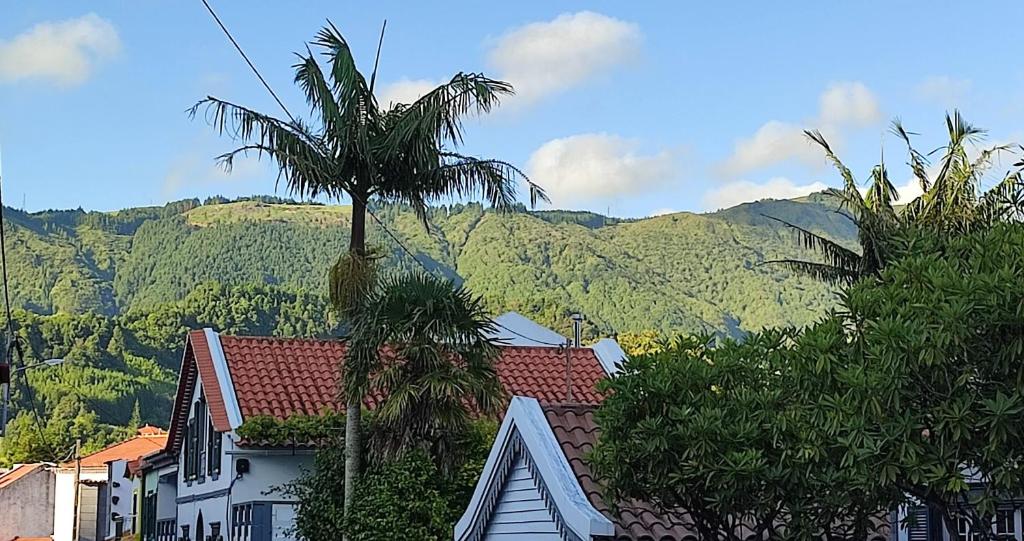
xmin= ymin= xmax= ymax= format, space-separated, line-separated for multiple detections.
xmin=197 ymin=0 xmax=569 ymax=349
xmin=0 ymin=168 xmax=51 ymax=452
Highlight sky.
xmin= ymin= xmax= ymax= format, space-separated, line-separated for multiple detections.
xmin=1 ymin=1 xmax=1023 ymax=218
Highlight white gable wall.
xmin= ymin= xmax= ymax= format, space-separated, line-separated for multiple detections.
xmin=482 ymin=452 xmax=563 ymax=540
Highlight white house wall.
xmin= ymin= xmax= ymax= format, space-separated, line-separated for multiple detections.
xmin=53 ymin=468 xmax=107 ymax=541
xmin=175 ymin=366 xmax=310 ymax=540
xmin=106 ymin=458 xmax=135 ymax=537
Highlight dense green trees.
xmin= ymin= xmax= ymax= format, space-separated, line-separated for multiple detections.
xmin=593 ymin=224 xmax=1024 ymax=540
xmin=0 ymin=282 xmax=338 ymax=465
xmin=0 ymin=196 xmax=851 ymax=339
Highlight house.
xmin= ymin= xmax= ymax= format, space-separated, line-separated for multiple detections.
xmin=142 ymin=320 xmax=625 ymax=541
xmin=455 ymin=397 xmax=895 ymax=541
xmin=53 ymin=427 xmax=167 ymax=541
xmin=0 ymin=463 xmax=55 ymax=539
xmin=103 ymin=425 xmax=168 ymax=540
xmin=894 ymin=499 xmax=1023 ymax=540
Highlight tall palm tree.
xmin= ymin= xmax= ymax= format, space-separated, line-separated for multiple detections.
xmin=348 ymin=272 xmax=503 ymax=470
xmin=767 ymin=111 xmax=1024 ymax=285
xmin=190 ymin=22 xmax=545 ymax=517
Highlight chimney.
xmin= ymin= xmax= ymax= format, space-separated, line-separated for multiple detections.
xmin=571 ymin=313 xmax=585 ymax=347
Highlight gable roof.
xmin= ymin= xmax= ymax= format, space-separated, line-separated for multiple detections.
xmin=455 ymin=396 xmax=615 ymax=541
xmin=0 ymin=463 xmax=50 ymax=490
xmin=166 ymin=328 xmax=618 ymax=454
xmin=543 ymin=403 xmax=697 ymax=540
xmin=62 ymin=429 xmax=168 ymax=470
xmin=462 ymin=398 xmax=895 ymax=541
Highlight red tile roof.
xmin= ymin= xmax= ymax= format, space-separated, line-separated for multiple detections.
xmin=0 ymin=463 xmax=47 ymax=490
xmin=542 ymin=404 xmax=697 ymax=541
xmin=167 ymin=331 xmax=609 ymax=453
xmin=63 ymin=429 xmax=168 ymax=469
xmin=219 ymin=336 xmax=607 ymax=419
xmin=218 ymin=335 xmax=348 ymax=419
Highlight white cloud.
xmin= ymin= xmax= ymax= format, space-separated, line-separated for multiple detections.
xmin=163 ymin=152 xmax=269 ymax=197
xmin=719 ymin=121 xmax=827 ymax=177
xmin=488 ymin=11 xmax=641 ymax=104
xmin=818 ymin=81 xmax=881 ymax=126
xmin=650 ymin=207 xmax=678 ymax=216
xmin=720 ymin=82 xmax=881 ymax=177
xmin=377 ymin=78 xmax=437 ymax=109
xmin=527 ymin=133 xmax=674 ymax=206
xmin=0 ymin=13 xmax=120 ymax=86
xmin=702 ymin=177 xmax=828 ymax=210
xmin=916 ymin=76 xmax=971 ymax=107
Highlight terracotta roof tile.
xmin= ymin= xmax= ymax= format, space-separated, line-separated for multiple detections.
xmin=63 ymin=432 xmax=168 ymax=469
xmin=217 ymin=336 xmax=607 ymax=421
xmin=0 ymin=463 xmax=47 ymax=490
xmin=542 ymin=403 xmax=697 ymax=541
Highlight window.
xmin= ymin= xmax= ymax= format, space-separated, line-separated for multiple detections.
xmin=180 ymin=524 xmax=190 ymax=541
xmin=207 ymin=418 xmax=221 ymax=476
xmin=131 ymin=489 xmax=138 ymax=533
xmin=231 ymin=504 xmax=253 ymax=541
xmin=958 ymin=516 xmax=979 ymax=541
xmin=995 ymin=509 xmax=1015 ymax=539
xmin=210 ymin=522 xmax=222 ymax=541
xmin=156 ymin=518 xmax=176 ymax=541
xmin=196 ymin=395 xmax=206 ymax=479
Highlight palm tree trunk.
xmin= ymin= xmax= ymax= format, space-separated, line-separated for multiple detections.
xmin=343 ymin=194 xmax=367 ymax=529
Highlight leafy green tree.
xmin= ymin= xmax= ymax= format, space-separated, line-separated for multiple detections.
xmin=191 ymin=23 xmax=544 ymax=518
xmin=348 ymin=273 xmax=503 ymax=468
xmin=770 ymin=111 xmax=1024 ymax=284
xmin=595 ymin=224 xmax=1024 ymax=541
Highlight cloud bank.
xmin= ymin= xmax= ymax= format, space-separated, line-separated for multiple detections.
xmin=0 ymin=13 xmax=120 ymax=86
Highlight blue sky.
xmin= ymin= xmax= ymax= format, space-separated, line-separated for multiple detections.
xmin=1 ymin=1 xmax=1023 ymax=217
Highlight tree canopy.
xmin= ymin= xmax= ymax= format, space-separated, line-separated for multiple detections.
xmin=594 ymin=223 xmax=1024 ymax=541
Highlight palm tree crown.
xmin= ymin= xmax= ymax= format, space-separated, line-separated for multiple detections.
xmin=769 ymin=111 xmax=1024 ymax=285
xmin=348 ymin=272 xmax=503 ymax=468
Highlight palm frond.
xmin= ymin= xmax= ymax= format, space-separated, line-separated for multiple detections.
xmin=804 ymin=130 xmax=865 ymax=212
xmin=189 ymin=97 xmax=349 ymax=198
xmin=387 ymin=72 xmax=514 ymax=152
xmin=977 ymin=171 xmax=1024 ymax=225
xmin=761 ymin=214 xmax=863 ymax=273
xmin=378 ymin=152 xmax=547 ymax=217
xmin=758 ymin=259 xmax=859 ymax=286
xmin=313 ymin=21 xmax=376 ymax=120
xmin=891 ymin=119 xmax=931 ymax=192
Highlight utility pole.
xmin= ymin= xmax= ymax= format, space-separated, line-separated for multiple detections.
xmin=72 ymin=438 xmax=81 ymax=541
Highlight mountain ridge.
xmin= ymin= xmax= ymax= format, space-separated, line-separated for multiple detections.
xmin=4 ymin=194 xmax=853 ymax=339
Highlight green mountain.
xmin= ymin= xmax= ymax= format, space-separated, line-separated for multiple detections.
xmin=0 ymin=195 xmax=856 ymax=463
xmin=6 ymin=195 xmax=854 ymax=338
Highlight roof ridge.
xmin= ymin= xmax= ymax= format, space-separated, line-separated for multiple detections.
xmin=220 ymin=334 xmax=345 ymax=342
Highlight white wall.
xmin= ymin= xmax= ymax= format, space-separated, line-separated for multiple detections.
xmin=105 ymin=458 xmax=135 ymax=538
xmin=53 ymin=468 xmax=107 ymax=541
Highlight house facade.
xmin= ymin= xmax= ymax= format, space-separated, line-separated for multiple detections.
xmin=0 ymin=463 xmax=55 ymax=539
xmin=141 ymin=317 xmax=625 ymax=540
xmin=52 ymin=427 xmax=166 ymax=541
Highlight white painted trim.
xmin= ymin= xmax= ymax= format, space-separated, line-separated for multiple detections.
xmin=589 ymin=338 xmax=626 ymax=376
xmin=454 ymin=396 xmax=614 ymax=540
xmin=204 ymin=328 xmax=243 ymax=429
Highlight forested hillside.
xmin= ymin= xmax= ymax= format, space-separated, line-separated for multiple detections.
xmin=0 ymin=195 xmax=855 ymax=462
xmin=7 ymin=195 xmax=853 ymax=334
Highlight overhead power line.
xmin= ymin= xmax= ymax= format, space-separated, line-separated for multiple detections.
xmin=197 ymin=0 xmax=568 ymax=348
